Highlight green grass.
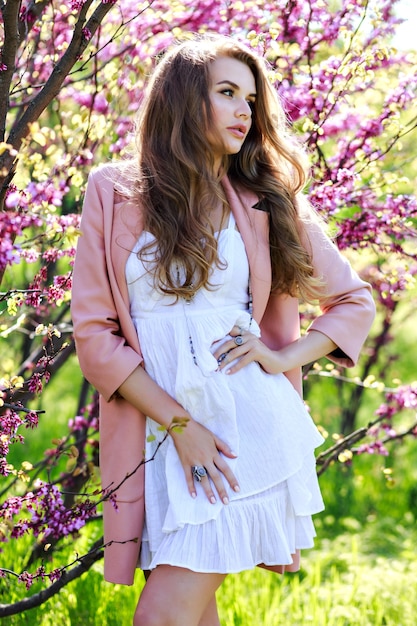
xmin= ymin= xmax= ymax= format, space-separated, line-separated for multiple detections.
xmin=2 ymin=519 xmax=417 ymax=625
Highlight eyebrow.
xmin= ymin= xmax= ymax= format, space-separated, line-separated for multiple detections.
xmin=215 ymin=80 xmax=257 ymax=98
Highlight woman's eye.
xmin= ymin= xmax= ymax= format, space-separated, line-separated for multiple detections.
xmin=221 ymin=89 xmax=234 ymax=97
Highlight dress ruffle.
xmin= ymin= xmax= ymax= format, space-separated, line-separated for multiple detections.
xmin=140 ymin=482 xmax=317 ymax=573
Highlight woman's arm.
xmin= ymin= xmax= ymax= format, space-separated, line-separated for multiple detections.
xmin=296 ymin=196 xmax=376 ymax=367
xmin=117 ymin=366 xmax=240 ymax=504
xmin=71 ymin=168 xmax=143 ymax=400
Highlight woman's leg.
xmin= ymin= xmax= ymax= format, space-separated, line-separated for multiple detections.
xmin=133 ymin=565 xmax=225 ymax=626
xmin=198 ymin=596 xmax=221 ymax=626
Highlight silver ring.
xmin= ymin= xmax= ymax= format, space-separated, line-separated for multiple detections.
xmin=234 ymin=335 xmax=243 ymax=346
xmin=192 ymin=465 xmax=207 ymax=482
xmin=217 ymin=353 xmax=227 ymax=365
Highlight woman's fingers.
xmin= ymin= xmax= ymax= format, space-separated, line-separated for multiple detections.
xmin=229 ymin=324 xmax=245 ymax=337
xmin=214 ymin=332 xmax=257 ymax=371
xmin=214 ymin=434 xmax=237 ymax=459
xmin=212 ymin=454 xmax=240 ymax=496
xmin=184 ymin=464 xmax=218 ymax=504
xmin=195 ymin=457 xmax=240 ymax=506
xmin=211 ymin=435 xmax=240 ymax=496
xmin=213 ymin=330 xmax=249 ymax=364
xmin=184 ymin=466 xmax=199 ymax=500
xmin=172 ymin=421 xmax=240 ymax=504
xmin=212 ymin=324 xmax=277 ymax=374
xmin=197 ymin=464 xmax=225 ymax=505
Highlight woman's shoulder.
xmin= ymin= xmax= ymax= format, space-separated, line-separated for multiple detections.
xmin=88 ymin=159 xmax=138 ymax=200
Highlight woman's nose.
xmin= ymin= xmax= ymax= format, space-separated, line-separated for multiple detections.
xmin=236 ymin=99 xmax=252 ymax=118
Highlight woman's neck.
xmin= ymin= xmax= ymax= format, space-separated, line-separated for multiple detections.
xmin=206 ymin=202 xmax=230 ymax=232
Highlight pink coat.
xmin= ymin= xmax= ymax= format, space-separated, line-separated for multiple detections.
xmin=71 ymin=163 xmax=375 ymax=585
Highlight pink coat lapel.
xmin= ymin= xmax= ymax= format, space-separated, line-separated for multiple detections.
xmin=110 ymin=198 xmax=143 ymax=354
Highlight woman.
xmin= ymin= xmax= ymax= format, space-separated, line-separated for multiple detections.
xmin=71 ymin=35 xmax=375 ymax=626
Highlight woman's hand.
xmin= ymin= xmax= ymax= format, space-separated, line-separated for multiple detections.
xmin=213 ymin=325 xmax=283 ymax=375
xmin=170 ymin=418 xmax=240 ymax=504
xmin=117 ymin=365 xmax=240 ymax=505
xmin=213 ymin=325 xmax=339 ymax=377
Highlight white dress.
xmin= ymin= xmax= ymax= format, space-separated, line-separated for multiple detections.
xmin=126 ymin=213 xmax=325 ymax=573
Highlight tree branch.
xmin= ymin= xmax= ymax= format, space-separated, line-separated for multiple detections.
xmin=0 ymin=538 xmax=104 ymax=617
xmin=17 ymin=0 xmax=51 ymax=43
xmin=0 ymin=0 xmax=21 ymax=142
xmin=0 ymin=0 xmax=117 ymax=196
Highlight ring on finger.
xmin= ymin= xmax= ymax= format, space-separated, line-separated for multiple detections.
xmin=217 ymin=352 xmax=227 ymax=365
xmin=192 ymin=465 xmax=207 ymax=482
xmin=234 ymin=335 xmax=243 ymax=346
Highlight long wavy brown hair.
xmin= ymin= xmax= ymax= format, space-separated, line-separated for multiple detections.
xmin=132 ymin=34 xmax=322 ymax=301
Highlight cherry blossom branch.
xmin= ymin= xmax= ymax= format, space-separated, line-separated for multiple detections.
xmin=316 ymin=420 xmax=415 ymax=477
xmin=0 ymin=288 xmax=41 ymax=303
xmin=0 ymin=0 xmax=119 ymax=204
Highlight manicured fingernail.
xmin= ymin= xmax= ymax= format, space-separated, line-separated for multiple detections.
xmin=230 ymin=450 xmax=237 ymax=457
xmin=234 ymin=485 xmax=240 ymax=493
xmin=222 ymin=497 xmax=229 ymax=505
xmin=191 ymin=492 xmax=196 ymax=499
xmin=210 ymin=496 xmax=216 ymax=504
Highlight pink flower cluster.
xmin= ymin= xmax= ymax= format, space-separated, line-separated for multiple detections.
xmin=356 ymin=385 xmax=417 ymax=456
xmin=0 ymin=209 xmax=42 ymax=272
xmin=0 ymin=564 xmax=62 ymax=590
xmin=0 ymin=410 xmax=23 ymax=475
xmin=376 ymin=385 xmax=417 ymax=420
xmin=1 ymin=177 xmax=77 ymax=274
xmin=1 ymin=482 xmax=96 ymax=541
xmin=356 ymin=440 xmax=389 ymax=456
xmin=68 ymin=413 xmax=99 ymax=434
xmin=334 ymin=195 xmax=417 ymax=253
xmin=0 ymin=408 xmax=39 ymax=476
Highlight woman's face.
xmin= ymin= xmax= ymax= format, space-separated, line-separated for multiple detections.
xmin=206 ymin=56 xmax=256 ymax=169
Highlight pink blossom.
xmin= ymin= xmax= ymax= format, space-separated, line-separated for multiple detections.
xmin=82 ymin=27 xmax=92 ymax=41
xmin=357 ymin=441 xmax=389 ymax=456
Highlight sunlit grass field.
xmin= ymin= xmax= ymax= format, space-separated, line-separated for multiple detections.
xmin=2 ymin=519 xmax=417 ymax=625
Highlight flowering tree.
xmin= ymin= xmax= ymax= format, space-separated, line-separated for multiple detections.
xmin=1 ymin=0 xmax=416 ymax=616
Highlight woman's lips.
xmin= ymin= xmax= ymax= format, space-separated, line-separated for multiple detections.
xmin=227 ymin=125 xmax=246 ymax=138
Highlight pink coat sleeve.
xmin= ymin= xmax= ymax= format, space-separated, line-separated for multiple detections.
xmin=71 ymin=169 xmax=142 ymax=401
xmin=260 ymin=294 xmax=303 ymax=394
xmin=300 ymin=216 xmax=376 ymax=368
